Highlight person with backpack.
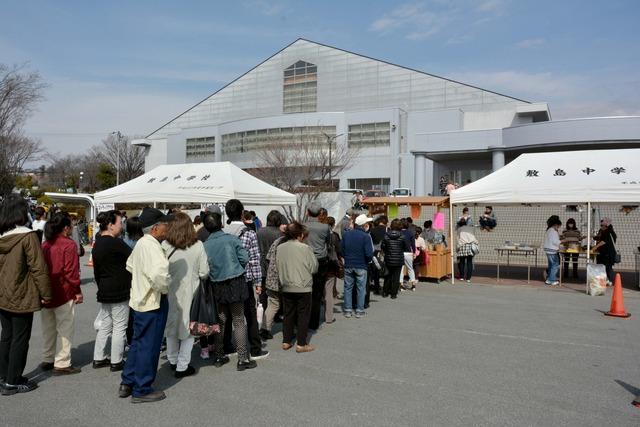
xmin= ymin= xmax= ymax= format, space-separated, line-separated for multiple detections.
xmin=381 ymin=219 xmax=411 ymax=299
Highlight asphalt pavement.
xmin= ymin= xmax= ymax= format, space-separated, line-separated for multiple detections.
xmin=1 ymin=256 xmax=640 ymax=426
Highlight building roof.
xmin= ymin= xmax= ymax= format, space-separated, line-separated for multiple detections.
xmin=145 ymin=38 xmax=531 ymax=140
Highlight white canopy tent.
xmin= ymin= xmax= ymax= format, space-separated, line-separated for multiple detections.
xmin=94 ymin=162 xmax=296 ymax=206
xmin=450 ymin=148 xmax=640 ymax=205
xmin=448 ymin=148 xmax=640 ymax=284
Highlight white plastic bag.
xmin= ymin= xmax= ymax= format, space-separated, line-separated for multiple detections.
xmin=586 ymin=264 xmax=607 ymax=296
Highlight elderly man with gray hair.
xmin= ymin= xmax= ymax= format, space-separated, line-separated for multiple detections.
xmin=303 ymin=202 xmax=332 ymax=331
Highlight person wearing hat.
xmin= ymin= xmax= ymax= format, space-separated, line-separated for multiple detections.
xmin=119 ymin=207 xmax=173 ymax=403
xmin=341 ymin=214 xmax=374 ymax=318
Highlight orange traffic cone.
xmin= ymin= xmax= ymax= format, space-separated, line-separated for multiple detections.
xmin=86 ymin=242 xmax=94 ymax=267
xmin=604 ymin=273 xmax=630 ymax=318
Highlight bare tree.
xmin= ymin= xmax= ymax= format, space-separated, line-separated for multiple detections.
xmin=253 ymin=134 xmax=359 ymax=221
xmin=92 ymin=133 xmax=145 ymax=184
xmin=0 ymin=63 xmax=47 ymax=196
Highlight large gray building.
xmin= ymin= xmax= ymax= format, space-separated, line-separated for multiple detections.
xmin=134 ymin=39 xmax=640 ymax=195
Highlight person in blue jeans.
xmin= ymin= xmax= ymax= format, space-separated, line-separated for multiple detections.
xmin=543 ymin=215 xmax=567 ymax=286
xmin=341 ymin=214 xmax=374 ymax=318
xmin=119 ymin=208 xmax=173 ymax=404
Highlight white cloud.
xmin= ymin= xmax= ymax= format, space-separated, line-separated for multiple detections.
xmin=369 ymin=0 xmax=510 ymax=41
xmin=24 ymin=79 xmax=197 ymax=159
xmin=243 ymin=0 xmax=288 ymax=16
xmin=449 ymin=69 xmax=640 ymax=119
xmin=476 ymin=0 xmax=509 ymax=13
xmin=369 ymin=2 xmax=450 ymax=40
xmin=516 ymin=38 xmax=546 ymax=49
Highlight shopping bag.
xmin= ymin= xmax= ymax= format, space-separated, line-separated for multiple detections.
xmin=586 ymin=263 xmax=607 ymax=296
xmin=189 ymin=278 xmax=220 ymax=336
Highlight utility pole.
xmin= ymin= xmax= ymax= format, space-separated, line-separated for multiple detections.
xmin=111 ymin=131 xmax=122 ymax=185
xmin=323 ymin=132 xmax=343 ymax=190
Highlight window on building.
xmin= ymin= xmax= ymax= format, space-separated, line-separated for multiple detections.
xmin=222 ymin=126 xmax=335 ymax=155
xmin=185 ymin=136 xmax=215 ymax=161
xmin=348 ymin=178 xmax=391 ymax=194
xmin=348 ymin=122 xmax=390 ymax=148
xmin=283 ymin=60 xmax=317 ymax=114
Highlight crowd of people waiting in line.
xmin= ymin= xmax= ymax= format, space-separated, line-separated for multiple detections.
xmin=0 ymin=194 xmax=442 ymax=403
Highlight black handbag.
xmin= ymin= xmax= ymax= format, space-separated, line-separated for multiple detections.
xmin=189 ymin=278 xmax=220 ymax=337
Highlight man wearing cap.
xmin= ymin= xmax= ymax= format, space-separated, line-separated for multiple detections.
xmin=341 ymin=214 xmax=374 ymax=318
xmin=119 ymin=207 xmax=173 ymax=403
xmin=304 ymin=202 xmax=333 ymax=330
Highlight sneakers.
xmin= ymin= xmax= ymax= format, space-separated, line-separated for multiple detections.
xmin=466 ymin=279 xmax=471 ymax=284
xmin=174 ymin=365 xmax=196 ymax=378
xmin=390 ymin=295 xmax=397 ymax=299
xmin=212 ymin=355 xmax=230 ymax=368
xmin=343 ymin=312 xmax=352 ymax=318
xmin=236 ymin=359 xmax=257 ymax=371
xmin=355 ymin=311 xmax=366 ymax=319
xmin=53 ymin=366 xmax=81 ymax=376
xmin=295 ymin=344 xmax=315 ymax=353
xmin=1 ymin=379 xmax=38 ymax=396
xmin=282 ymin=343 xmax=293 ymax=351
xmin=131 ymin=390 xmax=166 ymax=404
xmin=544 ymin=281 xmax=559 ymax=286
xmin=250 ymin=350 xmax=270 ymax=360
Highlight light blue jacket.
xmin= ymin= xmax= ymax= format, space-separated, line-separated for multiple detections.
xmin=203 ymin=231 xmax=248 ymax=282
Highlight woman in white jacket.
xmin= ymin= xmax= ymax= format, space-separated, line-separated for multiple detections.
xmin=162 ymin=212 xmax=209 ymax=378
xmin=456 ymin=218 xmax=479 ymax=283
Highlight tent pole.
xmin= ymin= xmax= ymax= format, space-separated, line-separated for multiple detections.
xmin=153 ymin=201 xmax=157 ymax=208
xmin=586 ymin=202 xmax=591 ymax=294
xmin=450 ymin=201 xmax=455 ymax=285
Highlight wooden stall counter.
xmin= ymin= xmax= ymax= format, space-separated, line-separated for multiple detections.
xmin=417 ymin=249 xmax=452 ymax=282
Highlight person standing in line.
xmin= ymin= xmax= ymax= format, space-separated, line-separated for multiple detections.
xmin=303 ymin=202 xmax=332 ymax=331
xmin=119 ymin=208 xmax=173 ymax=403
xmin=369 ymin=216 xmax=388 ymax=295
xmin=225 ymin=199 xmax=269 ymax=360
xmin=261 ymin=234 xmax=285 ymax=340
xmin=277 ymin=222 xmax=318 ymax=353
xmin=31 ymin=206 xmax=47 ymax=242
xmin=257 ymin=210 xmax=285 ymax=341
xmin=456 ymin=218 xmax=479 ymax=283
xmin=324 ymin=216 xmax=343 ymax=324
xmin=543 ymin=215 xmax=566 ymax=286
xmin=593 ymin=217 xmax=618 ymax=284
xmin=91 ymin=210 xmax=132 ymax=372
xmin=123 ymin=216 xmax=144 ymax=249
xmin=40 ymin=213 xmax=83 ymax=375
xmin=400 ymin=219 xmax=417 ymax=291
xmin=202 ymin=212 xmax=257 ymax=371
xmin=0 ymin=195 xmax=51 ymax=395
xmin=341 ymin=214 xmax=374 ymax=318
xmin=162 ymin=212 xmax=209 ymax=378
xmin=381 ymin=219 xmax=411 ymax=299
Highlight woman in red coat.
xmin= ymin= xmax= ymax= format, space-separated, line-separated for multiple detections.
xmin=40 ymin=213 xmax=83 ymax=375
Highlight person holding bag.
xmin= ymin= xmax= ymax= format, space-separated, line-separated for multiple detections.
xmin=593 ymin=217 xmax=618 ymax=284
xmin=162 ymin=212 xmax=209 ymax=378
xmin=202 ymin=212 xmax=256 ymax=371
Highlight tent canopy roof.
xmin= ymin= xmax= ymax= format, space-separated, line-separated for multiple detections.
xmin=450 ymin=148 xmax=640 ymax=204
xmin=94 ymin=162 xmax=296 ymax=206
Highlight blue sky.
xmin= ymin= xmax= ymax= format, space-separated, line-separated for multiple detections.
xmin=2 ymin=0 xmax=639 ymax=159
